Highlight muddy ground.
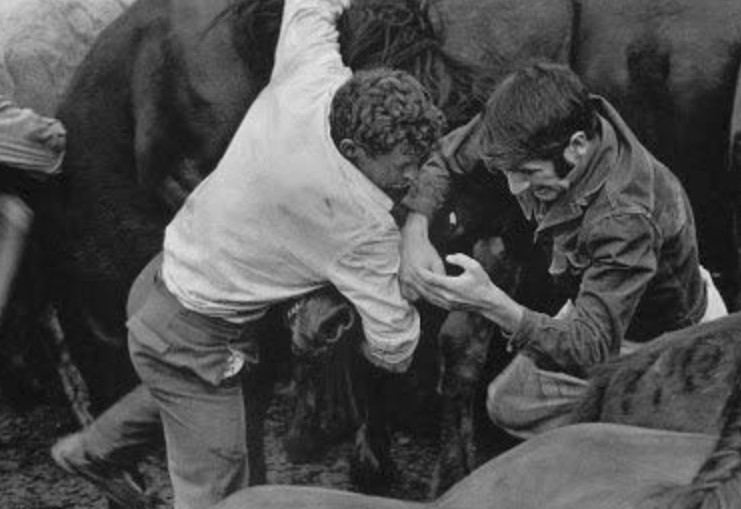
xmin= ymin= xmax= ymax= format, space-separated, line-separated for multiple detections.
xmin=0 ymin=390 xmax=445 ymax=509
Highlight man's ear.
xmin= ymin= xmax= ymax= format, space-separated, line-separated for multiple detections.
xmin=563 ymin=131 xmax=589 ymax=165
xmin=339 ymin=138 xmax=364 ymax=163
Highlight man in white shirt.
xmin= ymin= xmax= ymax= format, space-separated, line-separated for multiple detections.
xmin=125 ymin=0 xmax=445 ymax=507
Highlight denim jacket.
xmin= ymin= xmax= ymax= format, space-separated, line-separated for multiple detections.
xmin=404 ymin=97 xmax=707 ymax=377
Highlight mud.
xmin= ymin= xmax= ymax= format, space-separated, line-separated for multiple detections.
xmin=0 ymin=392 xmax=440 ymax=509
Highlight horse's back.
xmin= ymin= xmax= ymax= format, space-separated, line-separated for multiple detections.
xmin=214 ymin=424 xmax=715 ymax=509
xmin=0 ymin=0 xmax=134 ymax=115
xmin=437 ymin=0 xmax=573 ymax=71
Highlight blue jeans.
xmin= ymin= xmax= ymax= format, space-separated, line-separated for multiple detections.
xmin=128 ymin=254 xmax=261 ymax=509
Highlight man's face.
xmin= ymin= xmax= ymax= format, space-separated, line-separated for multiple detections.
xmin=503 ymin=159 xmax=571 ymax=203
xmin=350 ymin=142 xmax=421 ymax=201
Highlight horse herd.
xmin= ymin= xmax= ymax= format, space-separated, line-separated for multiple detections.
xmin=4 ymin=0 xmax=741 ymax=507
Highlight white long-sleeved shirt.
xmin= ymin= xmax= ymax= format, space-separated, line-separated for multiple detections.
xmin=162 ymin=0 xmax=419 ymax=369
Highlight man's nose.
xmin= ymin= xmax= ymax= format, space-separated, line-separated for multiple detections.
xmin=506 ymin=173 xmax=530 ymax=195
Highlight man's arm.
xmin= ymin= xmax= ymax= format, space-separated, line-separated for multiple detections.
xmin=509 ymin=213 xmax=657 ymax=374
xmin=400 ymin=113 xmax=486 ymax=299
xmin=402 ymin=113 xmax=486 ymax=217
xmin=328 ymin=230 xmax=420 ymax=373
xmin=270 ymin=0 xmax=352 ymax=83
xmin=0 ymin=96 xmax=65 ymax=177
xmin=418 ymin=213 xmax=658 ymax=377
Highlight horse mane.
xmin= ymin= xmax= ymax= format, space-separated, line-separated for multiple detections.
xmin=211 ymin=0 xmax=497 ymax=128
xmin=209 ymin=0 xmax=283 ymax=80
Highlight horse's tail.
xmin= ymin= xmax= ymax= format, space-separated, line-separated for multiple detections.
xmin=641 ymin=366 xmax=741 ymax=509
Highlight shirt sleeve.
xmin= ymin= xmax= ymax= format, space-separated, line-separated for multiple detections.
xmin=402 ymin=113 xmax=486 ymax=218
xmin=270 ymin=0 xmax=352 ymax=83
xmin=328 ymin=227 xmax=420 ymax=372
xmin=0 ymin=96 xmax=65 ymax=176
xmin=510 ymin=212 xmax=659 ymax=377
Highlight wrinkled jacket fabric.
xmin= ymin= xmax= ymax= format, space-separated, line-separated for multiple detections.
xmin=405 ymin=96 xmax=706 ymax=376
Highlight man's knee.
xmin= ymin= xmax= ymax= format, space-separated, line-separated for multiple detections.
xmin=485 ymin=366 xmax=526 ymax=431
xmin=484 ymin=355 xmax=588 ymax=438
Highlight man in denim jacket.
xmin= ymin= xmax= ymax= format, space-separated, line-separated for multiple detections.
xmin=402 ymin=62 xmax=727 ymax=438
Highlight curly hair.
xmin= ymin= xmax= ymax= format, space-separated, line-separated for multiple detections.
xmin=329 ymin=67 xmax=446 ymax=158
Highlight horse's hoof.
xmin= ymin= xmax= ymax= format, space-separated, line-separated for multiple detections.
xmin=350 ymin=452 xmax=395 ymax=495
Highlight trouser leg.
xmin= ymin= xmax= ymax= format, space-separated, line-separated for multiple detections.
xmin=76 ymin=250 xmax=167 ymax=467
xmin=130 ymin=343 xmax=249 ymax=509
xmin=82 ymin=384 xmax=163 ymax=469
xmin=486 ymin=354 xmax=588 ymax=439
xmin=127 ymin=252 xmax=251 ymax=509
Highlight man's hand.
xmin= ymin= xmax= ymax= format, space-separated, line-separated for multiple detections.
xmin=418 ymin=253 xmax=524 ymax=334
xmin=400 ymin=212 xmax=444 ymax=301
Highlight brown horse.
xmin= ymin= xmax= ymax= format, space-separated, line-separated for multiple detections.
xmin=573 ymin=0 xmax=741 ymax=306
xmin=0 ymin=0 xmax=133 ymax=411
xmin=213 ymin=423 xmax=719 ymax=509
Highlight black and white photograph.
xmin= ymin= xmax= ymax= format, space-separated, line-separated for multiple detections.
xmin=1 ymin=0 xmax=740 ymax=508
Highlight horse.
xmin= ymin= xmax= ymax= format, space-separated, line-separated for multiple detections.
xmin=568 ymin=312 xmax=741 ymax=508
xmin=573 ymin=0 xmax=741 ymax=307
xmin=213 ymin=423 xmax=721 ymax=509
xmin=0 ymin=0 xmax=134 ymax=116
xmin=0 ymin=0 xmax=134 ymax=412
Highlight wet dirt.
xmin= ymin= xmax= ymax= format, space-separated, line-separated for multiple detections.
xmin=0 ymin=392 xmax=440 ymax=509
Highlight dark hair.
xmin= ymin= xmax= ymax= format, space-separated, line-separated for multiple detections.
xmin=329 ymin=67 xmax=446 ymax=158
xmin=480 ymin=62 xmax=598 ymax=173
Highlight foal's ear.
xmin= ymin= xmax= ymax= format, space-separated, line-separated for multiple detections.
xmin=320 ymin=304 xmax=356 ymax=345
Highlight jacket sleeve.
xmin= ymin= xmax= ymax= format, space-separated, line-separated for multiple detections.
xmin=328 ymin=227 xmax=420 ymax=372
xmin=510 ymin=212 xmax=659 ymax=377
xmin=402 ymin=113 xmax=486 ymax=218
xmin=0 ymin=96 xmax=65 ymax=177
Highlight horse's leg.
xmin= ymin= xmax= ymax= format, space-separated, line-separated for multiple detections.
xmin=350 ymin=365 xmax=394 ymax=495
xmin=430 ymin=311 xmax=493 ymax=497
xmin=728 ymin=62 xmax=741 ymax=310
xmin=245 ymin=310 xmax=293 ymax=485
xmin=242 ymin=361 xmax=275 ymax=486
xmin=283 ymin=359 xmax=324 ymax=463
